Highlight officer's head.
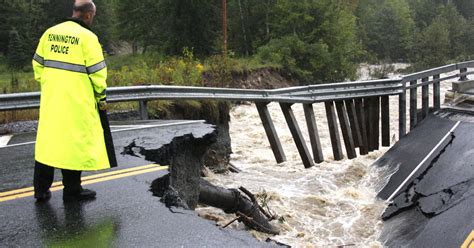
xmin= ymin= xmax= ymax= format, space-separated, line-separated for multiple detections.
xmin=72 ymin=0 xmax=96 ymax=27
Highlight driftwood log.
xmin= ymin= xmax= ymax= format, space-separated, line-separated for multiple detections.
xmin=151 ymin=175 xmax=279 ymax=235
xmin=199 ymin=179 xmax=279 ymax=235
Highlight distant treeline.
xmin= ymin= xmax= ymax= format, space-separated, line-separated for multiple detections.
xmin=2 ymin=0 xmax=474 ymax=83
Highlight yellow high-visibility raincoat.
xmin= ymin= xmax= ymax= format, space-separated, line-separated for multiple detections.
xmin=32 ymin=18 xmax=115 ymax=171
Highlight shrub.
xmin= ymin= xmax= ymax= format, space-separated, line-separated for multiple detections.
xmin=107 ymin=48 xmax=203 ymax=87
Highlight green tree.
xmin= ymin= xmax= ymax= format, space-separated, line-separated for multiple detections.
xmin=227 ymin=0 xmax=276 ymax=55
xmin=7 ymin=29 xmax=26 ymax=69
xmin=412 ymin=17 xmax=450 ymax=70
xmin=257 ymin=0 xmax=362 ymax=83
xmin=452 ymin=0 xmax=474 ymax=19
xmin=464 ymin=19 xmax=474 ymax=58
xmin=114 ymin=0 xmax=154 ymax=53
xmin=0 ymin=3 xmax=13 ymax=55
xmin=439 ymin=3 xmax=468 ymax=58
xmin=357 ymin=0 xmax=415 ymax=61
xmin=408 ymin=0 xmax=445 ymax=29
xmin=154 ymin=0 xmax=221 ymax=56
xmin=115 ymin=0 xmax=220 ymax=56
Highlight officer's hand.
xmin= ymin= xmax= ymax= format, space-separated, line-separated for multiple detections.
xmin=99 ymin=101 xmax=107 ymax=111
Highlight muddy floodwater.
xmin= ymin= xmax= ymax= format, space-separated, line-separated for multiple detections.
xmin=196 ymin=66 xmax=457 ymax=247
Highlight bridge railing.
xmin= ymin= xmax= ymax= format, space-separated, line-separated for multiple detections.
xmin=0 ymin=60 xmax=472 ymax=168
xmin=0 ymin=79 xmax=403 ymax=111
xmin=397 ymin=61 xmax=474 ymax=136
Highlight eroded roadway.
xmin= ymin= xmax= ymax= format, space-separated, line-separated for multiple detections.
xmin=376 ymin=110 xmax=474 ymax=247
xmin=0 ymin=120 xmax=274 ymax=247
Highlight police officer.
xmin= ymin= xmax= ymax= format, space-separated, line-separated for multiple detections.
xmin=32 ymin=0 xmax=116 ymax=202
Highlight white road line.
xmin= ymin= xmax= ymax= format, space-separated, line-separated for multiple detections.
xmin=0 ymin=135 xmax=13 ymax=148
xmin=112 ymin=120 xmax=205 ymax=133
xmin=1 ymin=141 xmax=36 ymax=148
xmin=0 ymin=120 xmax=206 ymax=149
xmin=110 ymin=125 xmax=148 ymax=128
xmin=386 ymin=121 xmax=461 ymax=202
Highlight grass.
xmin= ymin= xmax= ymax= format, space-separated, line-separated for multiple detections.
xmin=221 ymin=57 xmax=282 ymax=73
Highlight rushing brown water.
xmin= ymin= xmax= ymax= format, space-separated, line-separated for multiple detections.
xmin=196 ymin=65 xmax=457 ymax=247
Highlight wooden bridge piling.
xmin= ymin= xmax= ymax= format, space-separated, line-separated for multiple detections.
xmin=325 ymin=101 xmax=344 ymax=161
xmin=374 ymin=97 xmax=380 ymax=150
xmin=381 ymin=95 xmax=390 ymax=147
xmin=355 ymin=98 xmax=369 ymax=155
xmin=303 ymin=104 xmax=324 ymax=163
xmin=345 ymin=99 xmax=362 ymax=148
xmin=280 ymin=103 xmax=314 ymax=168
xmin=335 ymin=101 xmax=357 ymax=159
xmin=256 ymin=102 xmax=287 ymax=164
xmin=366 ymin=97 xmax=375 ymax=152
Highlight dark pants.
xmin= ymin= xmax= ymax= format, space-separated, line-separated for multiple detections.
xmin=34 ymin=161 xmax=82 ymax=195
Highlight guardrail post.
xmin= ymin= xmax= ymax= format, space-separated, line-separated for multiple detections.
xmin=409 ymin=80 xmax=418 ymax=130
xmin=399 ymin=82 xmax=407 ymax=138
xmin=421 ymin=77 xmax=429 ymax=119
xmin=381 ymin=95 xmax=390 ymax=147
xmin=433 ymin=74 xmax=441 ymax=111
xmin=280 ymin=103 xmax=314 ymax=168
xmin=139 ymin=100 xmax=149 ymax=120
xmin=325 ymin=101 xmax=344 ymax=161
xmin=335 ymin=101 xmax=357 ymax=159
xmin=345 ymin=99 xmax=362 ymax=148
xmin=355 ymin=98 xmax=369 ymax=155
xmin=459 ymin=67 xmax=468 ymax=81
xmin=256 ymin=102 xmax=286 ymax=164
xmin=303 ymin=104 xmax=324 ymax=164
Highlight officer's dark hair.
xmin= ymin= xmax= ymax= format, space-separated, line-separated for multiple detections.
xmin=73 ymin=2 xmax=95 ymax=13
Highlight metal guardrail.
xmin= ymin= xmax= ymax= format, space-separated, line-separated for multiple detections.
xmin=0 ymin=79 xmax=401 ymax=111
xmin=0 ymin=78 xmax=404 ymax=111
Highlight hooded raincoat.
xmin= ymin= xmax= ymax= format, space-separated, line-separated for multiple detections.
xmin=32 ymin=18 xmax=116 ymax=171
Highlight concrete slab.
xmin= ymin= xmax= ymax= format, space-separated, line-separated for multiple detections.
xmin=452 ymin=80 xmax=474 ymax=93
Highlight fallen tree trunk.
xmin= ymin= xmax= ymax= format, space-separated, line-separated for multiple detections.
xmin=199 ymin=179 xmax=279 ymax=235
xmin=151 ymin=175 xmax=279 ymax=235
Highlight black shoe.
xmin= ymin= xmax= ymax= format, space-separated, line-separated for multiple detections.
xmin=35 ymin=190 xmax=52 ymax=202
xmin=63 ymin=189 xmax=96 ymax=202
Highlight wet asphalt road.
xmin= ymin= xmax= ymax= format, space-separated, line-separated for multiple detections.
xmin=0 ymin=120 xmax=275 ymax=247
xmin=375 ymin=113 xmax=474 ymax=247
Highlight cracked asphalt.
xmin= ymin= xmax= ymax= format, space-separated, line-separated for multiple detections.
xmin=0 ymin=120 xmax=275 ymax=247
xmin=376 ymin=113 xmax=474 ymax=247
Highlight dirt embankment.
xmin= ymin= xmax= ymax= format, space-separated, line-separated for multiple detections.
xmin=200 ymin=68 xmax=298 ymax=173
xmin=203 ymin=67 xmax=298 ymax=89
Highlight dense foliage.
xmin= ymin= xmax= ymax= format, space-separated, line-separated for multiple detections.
xmin=1 ymin=0 xmax=474 ymax=82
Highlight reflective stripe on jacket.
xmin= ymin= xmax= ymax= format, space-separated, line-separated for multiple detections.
xmin=33 ymin=19 xmax=110 ymax=171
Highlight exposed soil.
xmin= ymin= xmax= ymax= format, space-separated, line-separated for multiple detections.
xmin=203 ymin=67 xmax=298 ymax=89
